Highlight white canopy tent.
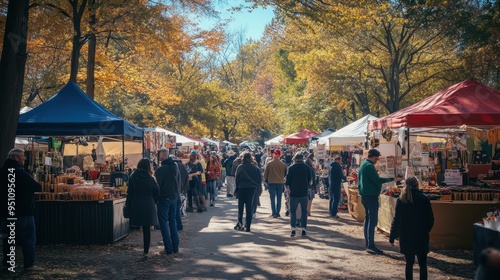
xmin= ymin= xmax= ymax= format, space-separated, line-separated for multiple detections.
xmin=201 ymin=137 xmax=220 ymax=147
xmin=321 ymin=114 xmax=378 ymax=147
xmin=264 ymin=135 xmax=284 ymax=146
xmin=154 ymin=127 xmax=203 ymax=147
xmin=223 ymin=140 xmax=237 ymax=147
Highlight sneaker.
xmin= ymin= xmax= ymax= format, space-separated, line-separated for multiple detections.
xmin=227 ymin=194 xmax=233 ymax=197
xmin=25 ymin=265 xmax=44 ymax=271
xmin=332 ymin=215 xmax=340 ymax=219
xmin=210 ymin=203 xmax=214 ymax=207
xmin=234 ymin=222 xmax=243 ymax=231
xmin=301 ymin=228 xmax=307 ymax=236
xmin=186 ymin=207 xmax=194 ymax=213
xmin=290 ymin=228 xmax=296 ymax=237
xmin=367 ymin=246 xmax=384 ymax=254
xmin=196 ymin=208 xmax=203 ymax=213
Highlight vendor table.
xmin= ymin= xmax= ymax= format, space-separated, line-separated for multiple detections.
xmin=473 ymin=223 xmax=500 ymax=265
xmin=34 ymin=198 xmax=129 ymax=245
xmin=378 ymin=195 xmax=500 ymax=250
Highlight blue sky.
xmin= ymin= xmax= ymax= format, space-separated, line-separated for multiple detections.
xmin=197 ymin=1 xmax=275 ymax=41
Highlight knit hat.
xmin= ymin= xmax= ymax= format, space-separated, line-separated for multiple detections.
xmin=274 ymin=149 xmax=281 ymax=157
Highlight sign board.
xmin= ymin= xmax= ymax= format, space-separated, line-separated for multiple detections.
xmin=444 ymin=169 xmax=462 ymax=186
xmin=316 ymin=144 xmax=326 ymax=160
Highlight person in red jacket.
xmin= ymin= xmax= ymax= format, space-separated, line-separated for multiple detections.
xmin=206 ymin=154 xmax=221 ymax=207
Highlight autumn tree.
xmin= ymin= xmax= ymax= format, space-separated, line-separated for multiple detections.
xmin=254 ymin=0 xmax=466 ymax=118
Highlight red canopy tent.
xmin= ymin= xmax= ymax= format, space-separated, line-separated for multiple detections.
xmin=283 ymin=129 xmax=318 ymax=144
xmin=369 ymin=79 xmax=500 ymax=130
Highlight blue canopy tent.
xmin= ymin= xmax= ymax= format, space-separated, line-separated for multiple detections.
xmin=17 ymin=82 xmax=143 ymax=137
xmin=17 ymin=82 xmax=143 ymax=170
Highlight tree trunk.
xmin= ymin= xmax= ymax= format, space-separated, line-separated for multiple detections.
xmin=86 ymin=0 xmax=96 ymax=99
xmin=350 ymin=102 xmax=357 ymax=121
xmin=70 ymin=34 xmax=81 ymax=82
xmin=86 ymin=33 xmax=96 ymax=99
xmin=69 ymin=0 xmax=87 ymax=83
xmin=0 ymin=0 xmax=30 ymax=162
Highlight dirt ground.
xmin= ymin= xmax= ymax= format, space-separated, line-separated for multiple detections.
xmin=1 ymin=187 xmax=476 ymax=279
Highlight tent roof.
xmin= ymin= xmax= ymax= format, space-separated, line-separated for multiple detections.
xmin=153 ymin=127 xmax=203 ymax=146
xmin=369 ymin=79 xmax=500 ymax=130
xmin=201 ymin=137 xmax=219 ymax=146
xmin=319 ymin=115 xmax=377 ymax=146
xmin=222 ymin=140 xmax=237 ymax=146
xmin=17 ymin=82 xmax=143 ymax=137
xmin=264 ymin=135 xmax=284 ymax=146
xmin=311 ymin=128 xmax=335 ymax=140
xmin=284 ymin=129 xmax=318 ymax=144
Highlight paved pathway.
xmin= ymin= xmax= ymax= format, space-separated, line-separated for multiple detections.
xmin=145 ymin=187 xmax=475 ymax=280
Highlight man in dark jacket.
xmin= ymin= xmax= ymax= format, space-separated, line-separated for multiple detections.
xmin=329 ymin=156 xmax=346 ymax=218
xmin=222 ymin=150 xmax=237 ymax=197
xmin=285 ymin=152 xmax=313 ymax=237
xmin=1 ymin=149 xmax=42 ymax=271
xmin=154 ymin=148 xmax=180 ymax=254
xmin=170 ymin=154 xmax=188 ymax=231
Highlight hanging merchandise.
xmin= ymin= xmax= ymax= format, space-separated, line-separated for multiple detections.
xmin=95 ymin=136 xmax=106 ymax=164
xmin=382 ymin=127 xmax=393 ymax=142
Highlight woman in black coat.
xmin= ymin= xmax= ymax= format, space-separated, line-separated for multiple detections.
xmin=389 ymin=177 xmax=434 ymax=280
xmin=125 ymin=158 xmax=160 ymax=256
xmin=234 ymin=152 xmax=262 ymax=232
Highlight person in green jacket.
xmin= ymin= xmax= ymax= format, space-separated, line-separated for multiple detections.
xmin=358 ymin=149 xmax=396 ymax=254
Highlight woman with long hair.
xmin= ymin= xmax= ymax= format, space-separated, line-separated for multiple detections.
xmin=206 ymin=154 xmax=221 ymax=207
xmin=125 ymin=158 xmax=160 ymax=257
xmin=234 ymin=152 xmax=262 ymax=232
xmin=389 ymin=177 xmax=434 ymax=280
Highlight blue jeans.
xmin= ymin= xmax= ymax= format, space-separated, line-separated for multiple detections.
xmin=268 ymin=184 xmax=283 ymax=216
xmin=290 ymin=196 xmax=308 ymax=229
xmin=329 ymin=185 xmax=341 ymax=216
xmin=176 ymin=196 xmax=183 ymax=231
xmin=2 ymin=216 xmax=36 ymax=268
xmin=157 ymin=198 xmax=179 ymax=253
xmin=361 ymin=196 xmax=379 ymax=248
xmin=207 ymin=180 xmax=217 ymax=204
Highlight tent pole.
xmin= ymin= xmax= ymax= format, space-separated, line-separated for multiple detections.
xmin=142 ymin=130 xmax=145 ymax=158
xmin=122 ymin=135 xmax=125 ymax=172
xmin=407 ymin=128 xmax=411 ymax=166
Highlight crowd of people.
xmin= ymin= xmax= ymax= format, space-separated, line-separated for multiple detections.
xmin=2 ymin=146 xmax=499 ymax=279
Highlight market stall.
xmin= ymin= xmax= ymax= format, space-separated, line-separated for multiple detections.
xmin=264 ymin=135 xmax=284 ymax=147
xmin=283 ymin=129 xmax=318 ymax=145
xmin=368 ymin=79 xmax=500 ymax=250
xmin=316 ymin=115 xmax=378 ymax=220
xmin=17 ymin=82 xmax=143 ymax=244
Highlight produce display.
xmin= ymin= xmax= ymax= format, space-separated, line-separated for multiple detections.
xmin=383 ymin=185 xmax=500 ymax=201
